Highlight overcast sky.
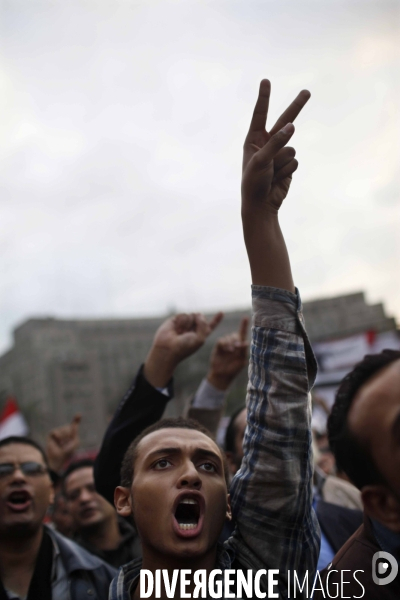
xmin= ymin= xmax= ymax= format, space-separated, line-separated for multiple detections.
xmin=0 ymin=0 xmax=399 ymax=353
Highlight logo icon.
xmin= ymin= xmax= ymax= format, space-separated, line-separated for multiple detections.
xmin=372 ymin=551 xmax=398 ymax=586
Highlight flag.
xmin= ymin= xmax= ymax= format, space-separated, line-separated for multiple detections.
xmin=0 ymin=397 xmax=29 ymax=440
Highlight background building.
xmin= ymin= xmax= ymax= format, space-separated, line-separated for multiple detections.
xmin=0 ymin=310 xmax=249 ymax=447
xmin=0 ymin=291 xmax=398 ymax=448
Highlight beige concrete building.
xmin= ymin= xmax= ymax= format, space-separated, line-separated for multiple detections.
xmin=0 ymin=311 xmax=249 ymax=447
xmin=0 ymin=291 xmax=397 ymax=448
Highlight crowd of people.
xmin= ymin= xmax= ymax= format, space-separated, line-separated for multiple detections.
xmin=0 ymin=80 xmax=398 ymax=600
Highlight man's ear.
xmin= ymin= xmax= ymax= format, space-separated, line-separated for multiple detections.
xmin=226 ymin=493 xmax=232 ymax=521
xmin=225 ymin=452 xmax=238 ymax=476
xmin=362 ymin=485 xmax=400 ymax=533
xmin=114 ymin=486 xmax=133 ymax=518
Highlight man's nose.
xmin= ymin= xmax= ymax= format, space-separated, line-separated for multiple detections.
xmin=79 ymin=488 xmax=94 ymax=503
xmin=10 ymin=466 xmax=27 ymax=483
xmin=177 ymin=462 xmax=202 ymax=489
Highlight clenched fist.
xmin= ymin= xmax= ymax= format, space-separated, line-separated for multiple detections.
xmin=144 ymin=312 xmax=224 ymax=388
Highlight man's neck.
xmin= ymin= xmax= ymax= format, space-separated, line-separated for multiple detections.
xmin=133 ymin=547 xmax=218 ymax=600
xmin=0 ymin=526 xmax=43 ymax=598
xmin=82 ymin=514 xmax=122 ymax=551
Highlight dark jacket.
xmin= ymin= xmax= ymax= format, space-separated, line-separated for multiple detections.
xmin=74 ymin=516 xmax=141 ymax=569
xmin=47 ymin=526 xmax=117 ymax=600
xmin=316 ymin=499 xmax=363 ymax=553
xmin=314 ymin=514 xmax=400 ymax=599
xmin=94 ymin=365 xmax=173 ymax=504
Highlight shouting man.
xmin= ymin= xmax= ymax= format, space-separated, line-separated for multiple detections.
xmin=106 ymin=79 xmax=320 ymax=600
xmin=0 ymin=436 xmax=116 ymax=600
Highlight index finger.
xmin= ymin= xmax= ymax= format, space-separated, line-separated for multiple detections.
xmin=208 ymin=311 xmax=224 ymax=333
xmin=238 ymin=316 xmax=249 ymax=342
xmin=70 ymin=414 xmax=82 ymax=432
xmin=245 ymin=79 xmax=271 ymax=138
xmin=269 ymin=90 xmax=311 ymax=136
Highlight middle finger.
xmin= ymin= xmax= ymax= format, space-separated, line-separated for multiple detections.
xmin=269 ymin=90 xmax=311 ymax=136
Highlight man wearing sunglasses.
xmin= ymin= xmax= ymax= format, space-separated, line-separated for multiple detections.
xmin=0 ymin=436 xmax=116 ymax=600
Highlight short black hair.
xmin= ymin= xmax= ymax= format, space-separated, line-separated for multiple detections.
xmin=328 ymin=350 xmax=400 ymax=490
xmin=120 ymin=416 xmax=229 ymax=488
xmin=224 ymin=405 xmax=246 ymax=453
xmin=61 ymin=458 xmax=95 ymax=495
xmin=0 ymin=436 xmax=49 ymax=467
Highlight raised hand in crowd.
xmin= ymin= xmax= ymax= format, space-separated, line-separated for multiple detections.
xmin=143 ymin=311 xmax=224 ymax=388
xmin=206 ymin=316 xmax=249 ymax=391
xmin=46 ymin=413 xmax=82 ymax=474
xmin=221 ymin=79 xmax=319 ymax=597
xmin=241 ymin=79 xmax=310 ymax=290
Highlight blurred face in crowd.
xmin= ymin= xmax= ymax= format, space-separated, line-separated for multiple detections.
xmin=314 ymin=435 xmax=336 ymax=476
xmin=52 ymin=493 xmax=76 ymax=538
xmin=115 ymin=428 xmax=230 ymax=564
xmin=226 ymin=408 xmax=247 ymax=475
xmin=0 ymin=443 xmax=53 ymax=538
xmin=348 ymin=358 xmax=400 ymax=529
xmin=64 ymin=466 xmax=116 ymax=531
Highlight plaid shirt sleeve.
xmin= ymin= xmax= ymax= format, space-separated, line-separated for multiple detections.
xmin=226 ymin=285 xmax=320 ymax=597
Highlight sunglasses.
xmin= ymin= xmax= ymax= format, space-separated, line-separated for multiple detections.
xmin=0 ymin=462 xmax=48 ymax=478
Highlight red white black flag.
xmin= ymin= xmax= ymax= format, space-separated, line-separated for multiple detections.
xmin=0 ymin=397 xmax=29 ymax=440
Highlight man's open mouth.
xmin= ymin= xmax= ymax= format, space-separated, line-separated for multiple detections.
xmin=6 ymin=490 xmax=32 ymax=512
xmin=175 ymin=498 xmax=200 ymax=530
xmin=173 ymin=494 xmax=204 ymax=537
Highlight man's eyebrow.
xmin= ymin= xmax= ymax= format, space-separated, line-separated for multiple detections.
xmin=147 ymin=447 xmax=182 ymax=459
xmin=146 ymin=447 xmax=222 ymax=463
xmin=194 ymin=448 xmax=223 ymax=463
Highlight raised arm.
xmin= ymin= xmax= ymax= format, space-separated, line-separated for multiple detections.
xmin=227 ymin=80 xmax=319 ymax=597
xmin=241 ymin=79 xmax=310 ymax=290
xmin=94 ymin=311 xmax=223 ymax=503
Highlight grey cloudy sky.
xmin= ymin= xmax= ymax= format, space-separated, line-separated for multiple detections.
xmin=0 ymin=0 xmax=399 ymax=353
